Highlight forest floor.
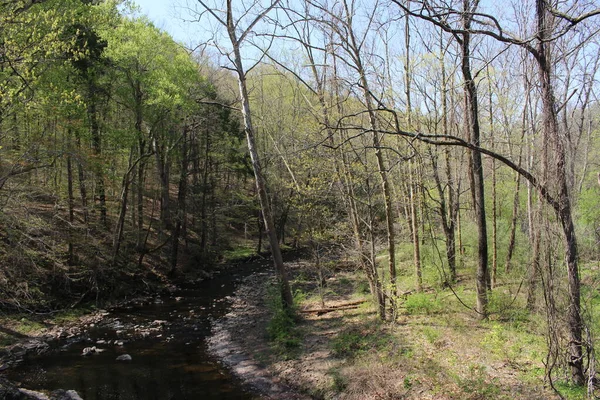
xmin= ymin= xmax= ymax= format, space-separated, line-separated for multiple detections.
xmin=210 ymin=258 xmax=572 ymax=400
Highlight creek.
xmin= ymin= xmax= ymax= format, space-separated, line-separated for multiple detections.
xmin=6 ymin=261 xmax=272 ymax=400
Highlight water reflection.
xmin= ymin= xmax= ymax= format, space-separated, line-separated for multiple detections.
xmin=8 ymin=264 xmax=268 ymax=400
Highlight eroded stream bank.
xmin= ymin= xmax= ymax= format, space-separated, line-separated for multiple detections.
xmin=3 ymin=259 xmax=278 ymax=400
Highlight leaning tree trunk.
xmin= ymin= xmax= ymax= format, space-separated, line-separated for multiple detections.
xmin=112 ymin=148 xmax=135 ymax=266
xmin=341 ymin=0 xmax=397 ymax=300
xmin=227 ymin=8 xmax=293 ymax=308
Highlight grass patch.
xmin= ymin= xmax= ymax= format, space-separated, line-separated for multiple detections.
xmin=11 ymin=316 xmax=45 ymax=335
xmin=328 ymin=367 xmax=348 ymax=393
xmin=421 ymin=325 xmax=441 ymax=344
xmin=222 ymin=246 xmax=257 ymax=262
xmin=553 ymin=381 xmax=587 ymax=400
xmin=455 ymin=364 xmax=502 ymax=399
xmin=331 ymin=324 xmax=392 ymax=359
xmin=52 ymin=306 xmax=96 ymax=325
xmin=404 ymin=292 xmax=442 ymax=315
xmin=488 ymin=290 xmax=529 ymax=328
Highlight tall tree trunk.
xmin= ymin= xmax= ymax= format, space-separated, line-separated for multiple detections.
xmin=135 ymin=81 xmax=146 ymax=251
xmin=170 ymin=127 xmax=188 ymax=276
xmin=437 ymin=39 xmax=458 ymax=282
xmin=461 ymin=0 xmax=488 ymax=318
xmin=535 ymin=0 xmax=583 ymax=384
xmin=200 ymin=129 xmax=210 ymax=254
xmin=226 ymin=2 xmax=293 ymax=308
xmin=341 ymin=0 xmax=397 ymax=300
xmin=112 ymin=148 xmax=135 ymax=266
xmin=76 ymin=135 xmax=89 ymax=225
xmin=365 ymin=174 xmax=386 ymax=320
xmin=257 ymin=208 xmax=263 ymax=254
xmin=409 ymin=160 xmax=422 ymax=292
xmin=404 ymin=10 xmax=422 ymax=293
xmin=487 ymin=75 xmax=498 ymax=288
xmin=504 ymin=168 xmax=521 ymax=273
xmin=431 ymin=148 xmax=457 ymax=284
xmin=210 ymin=174 xmax=217 ymax=247
xmin=88 ymin=81 xmax=106 ymax=227
xmin=66 ymin=131 xmax=75 ymax=265
xmin=153 ymin=136 xmax=171 ymax=230
xmin=527 ymin=202 xmax=542 ymax=311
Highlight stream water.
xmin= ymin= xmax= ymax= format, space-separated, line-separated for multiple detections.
xmin=6 ymin=261 xmax=271 ymax=400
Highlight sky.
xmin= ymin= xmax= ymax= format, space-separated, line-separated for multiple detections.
xmin=131 ymin=0 xmax=198 ymax=46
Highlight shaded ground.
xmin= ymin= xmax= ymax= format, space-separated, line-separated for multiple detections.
xmin=208 ymin=259 xmax=561 ymax=400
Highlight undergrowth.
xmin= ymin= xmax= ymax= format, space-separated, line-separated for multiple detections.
xmin=266 ymin=283 xmax=302 ymax=359
xmin=331 ymin=323 xmax=392 ymax=358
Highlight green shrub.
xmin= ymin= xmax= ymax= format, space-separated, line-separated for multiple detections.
xmin=404 ymin=292 xmax=441 ymax=315
xmin=421 ymin=326 xmax=441 ymax=344
xmin=356 ymin=280 xmax=371 ymax=295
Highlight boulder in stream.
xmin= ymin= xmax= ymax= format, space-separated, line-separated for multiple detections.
xmin=50 ymin=389 xmax=84 ymax=400
xmin=18 ymin=388 xmax=49 ymax=399
xmin=116 ymin=354 xmax=132 ymax=361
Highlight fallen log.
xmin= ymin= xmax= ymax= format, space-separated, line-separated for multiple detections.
xmin=300 ymin=300 xmax=368 ymax=315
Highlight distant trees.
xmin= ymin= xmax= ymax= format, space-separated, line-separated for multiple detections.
xmin=0 ymin=0 xmax=250 ymax=310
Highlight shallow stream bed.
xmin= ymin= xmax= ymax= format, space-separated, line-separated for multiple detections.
xmin=6 ymin=261 xmax=273 ymax=400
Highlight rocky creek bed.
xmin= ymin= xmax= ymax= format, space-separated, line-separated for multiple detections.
xmin=0 ymin=261 xmax=281 ymax=400
xmin=207 ymin=271 xmax=312 ymax=400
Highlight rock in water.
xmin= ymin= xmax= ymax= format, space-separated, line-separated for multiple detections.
xmin=0 ymin=376 xmax=29 ymax=400
xmin=18 ymin=388 xmax=50 ymax=399
xmin=81 ymin=346 xmax=96 ymax=356
xmin=51 ymin=389 xmax=84 ymax=400
xmin=116 ymin=354 xmax=132 ymax=361
xmin=64 ymin=390 xmax=84 ymax=400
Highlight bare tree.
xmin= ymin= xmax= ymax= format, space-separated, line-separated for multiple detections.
xmin=194 ymin=0 xmax=294 ymax=307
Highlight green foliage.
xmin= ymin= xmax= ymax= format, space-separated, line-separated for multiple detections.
xmin=404 ymin=292 xmax=442 ymax=315
xmin=455 ymin=364 xmax=502 ymax=398
xmin=553 ymin=381 xmax=587 ymax=400
xmin=421 ymin=326 xmax=441 ymax=344
xmin=487 ymin=291 xmax=529 ymax=328
xmin=480 ymin=323 xmax=507 ymax=355
xmin=355 ymin=280 xmax=371 ymax=295
xmin=331 ymin=325 xmax=391 ymax=359
xmin=266 ymin=284 xmax=301 ymax=358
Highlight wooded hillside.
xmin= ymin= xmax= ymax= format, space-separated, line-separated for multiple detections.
xmin=2 ymin=0 xmax=600 ymax=393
